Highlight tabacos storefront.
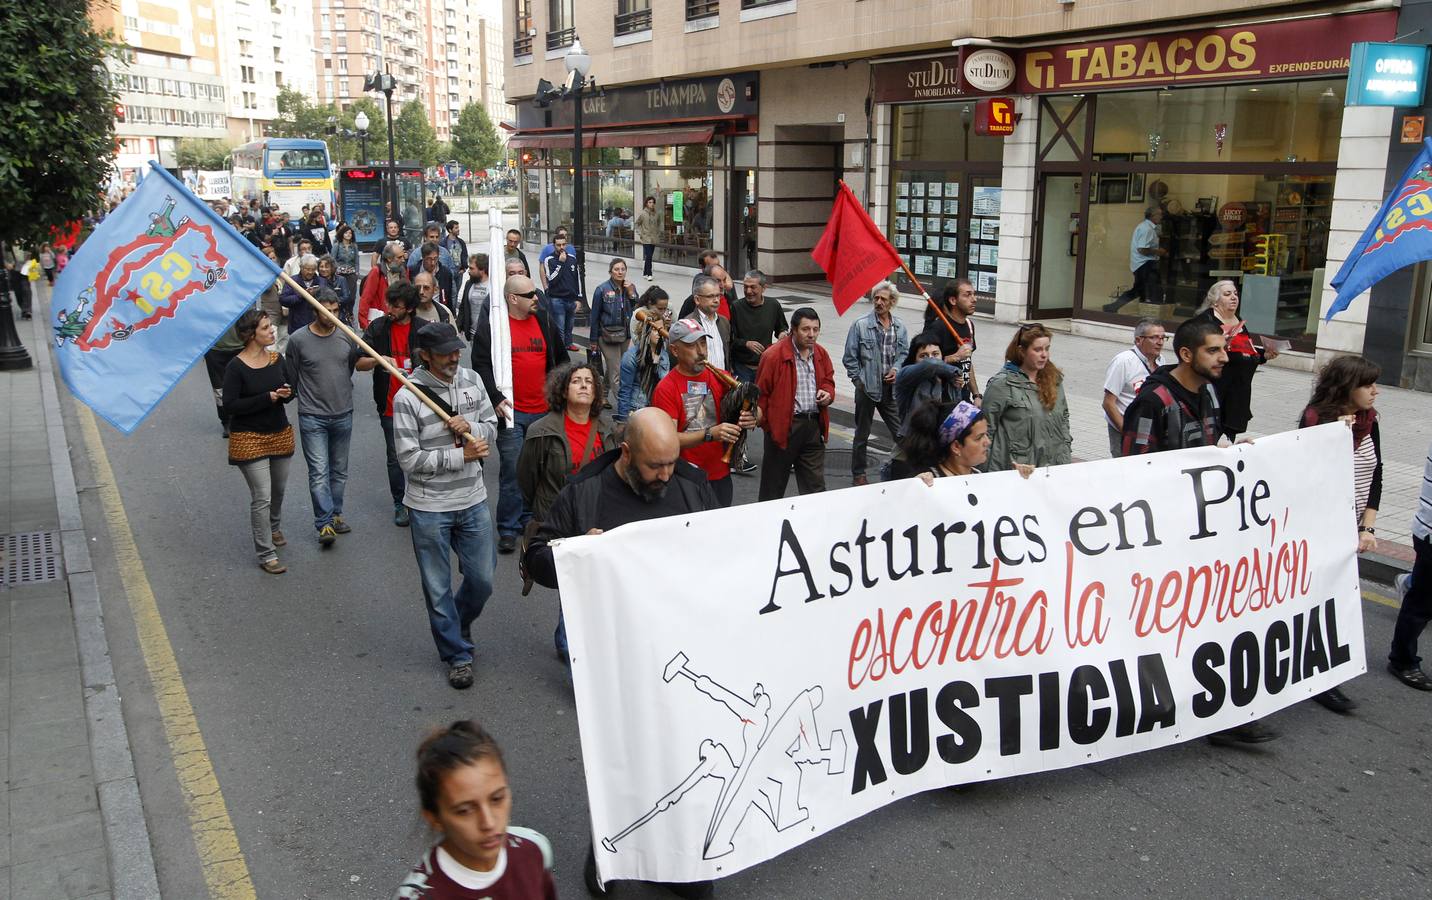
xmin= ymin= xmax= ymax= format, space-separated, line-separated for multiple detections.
xmin=510 ymin=72 xmax=759 ymax=270
xmin=1021 ymin=9 xmax=1396 ymax=348
xmin=876 ymin=8 xmax=1397 ymax=349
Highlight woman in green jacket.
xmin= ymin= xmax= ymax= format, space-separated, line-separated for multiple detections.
xmin=981 ymin=323 xmax=1072 ymax=471
xmin=516 ymin=361 xmax=619 ymax=663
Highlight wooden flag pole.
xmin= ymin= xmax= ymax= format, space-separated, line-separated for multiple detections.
xmin=277 ymin=270 xmax=482 ymax=446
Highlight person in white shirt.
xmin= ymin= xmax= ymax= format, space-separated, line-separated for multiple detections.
xmin=689 ymin=273 xmax=729 ymax=372
xmin=1102 ymin=318 xmax=1167 ymax=457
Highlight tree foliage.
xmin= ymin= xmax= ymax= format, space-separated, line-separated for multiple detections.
xmin=266 ymin=87 xmax=332 ymax=140
xmin=394 ymin=101 xmax=440 ymax=168
xmin=450 ymin=102 xmax=503 ymax=172
xmin=176 ymin=138 xmax=232 ymax=170
xmin=265 ymin=89 xmax=390 ymax=166
xmin=0 ymin=3 xmax=119 ymax=246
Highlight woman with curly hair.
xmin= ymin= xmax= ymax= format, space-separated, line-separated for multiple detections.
xmin=980 ymin=323 xmax=1071 ymax=472
xmin=516 ymin=361 xmax=618 ymax=663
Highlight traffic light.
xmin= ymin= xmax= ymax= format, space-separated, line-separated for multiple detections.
xmin=115 ymin=103 xmax=126 ymax=123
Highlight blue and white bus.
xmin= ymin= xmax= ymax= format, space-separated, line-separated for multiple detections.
xmin=230 ymin=138 xmax=335 ymax=219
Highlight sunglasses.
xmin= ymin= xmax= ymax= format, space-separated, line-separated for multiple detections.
xmin=513 ymin=290 xmax=538 ymax=299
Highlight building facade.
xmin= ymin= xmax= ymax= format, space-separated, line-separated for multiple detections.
xmin=95 ymin=0 xmax=230 ymax=180
xmin=504 ymin=0 xmax=1419 ymax=380
xmin=314 ymin=0 xmax=512 ymax=143
xmin=215 ymin=0 xmax=318 ymax=142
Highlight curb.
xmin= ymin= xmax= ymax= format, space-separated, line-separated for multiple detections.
xmin=29 ymin=293 xmax=162 ymax=900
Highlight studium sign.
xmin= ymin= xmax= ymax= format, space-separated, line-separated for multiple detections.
xmin=963 ymin=49 xmax=1017 ymax=92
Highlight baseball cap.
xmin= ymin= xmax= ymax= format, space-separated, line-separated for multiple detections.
xmin=668 ymin=317 xmax=706 ymax=344
xmin=416 ymin=322 xmax=465 ymax=355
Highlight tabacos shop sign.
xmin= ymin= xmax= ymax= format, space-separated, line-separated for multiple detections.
xmin=1015 ymin=10 xmax=1397 ymax=93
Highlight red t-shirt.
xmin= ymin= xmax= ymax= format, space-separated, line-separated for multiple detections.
xmin=651 ymin=367 xmax=729 ymax=480
xmin=384 ymin=319 xmax=412 ymax=417
xmin=509 ymin=314 xmax=549 ymax=414
xmin=564 ymin=415 xmax=603 ymax=474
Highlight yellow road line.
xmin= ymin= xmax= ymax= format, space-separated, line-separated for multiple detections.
xmin=1364 ymin=589 xmax=1400 ymax=610
xmin=77 ymin=406 xmax=257 ymax=900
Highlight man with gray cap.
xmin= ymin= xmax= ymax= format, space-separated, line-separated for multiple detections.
xmin=393 ymin=321 xmax=499 ymax=690
xmin=650 ymin=317 xmax=758 ymax=508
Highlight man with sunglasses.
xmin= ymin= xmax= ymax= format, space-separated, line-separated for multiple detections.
xmin=472 ymin=274 xmax=564 ymax=552
xmin=1102 ymin=318 xmax=1167 ymax=458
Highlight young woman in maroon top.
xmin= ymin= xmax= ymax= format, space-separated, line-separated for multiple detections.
xmin=395 ymin=721 xmax=557 ymax=899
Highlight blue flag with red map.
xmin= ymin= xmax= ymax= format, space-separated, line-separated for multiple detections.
xmin=52 ymin=162 xmax=280 ymax=433
xmin=1328 ymin=138 xmax=1432 ymax=321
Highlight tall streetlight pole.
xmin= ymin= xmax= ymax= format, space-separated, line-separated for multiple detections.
xmin=565 ymin=39 xmax=592 ymax=307
xmin=354 ymin=110 xmax=370 ymax=164
xmin=365 ymin=71 xmax=398 ymax=226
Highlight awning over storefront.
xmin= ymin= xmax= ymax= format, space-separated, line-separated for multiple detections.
xmin=508 ymin=132 xmax=596 ymax=149
xmin=593 ymin=127 xmax=714 ymax=148
xmin=510 ymin=127 xmax=716 ymax=150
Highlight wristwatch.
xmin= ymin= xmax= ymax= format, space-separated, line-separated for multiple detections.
xmin=1358 ymin=526 xmax=1375 ymax=534
xmin=703 ymin=427 xmax=713 ymax=443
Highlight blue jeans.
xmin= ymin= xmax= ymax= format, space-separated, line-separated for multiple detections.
xmin=732 ymin=362 xmax=758 ymax=384
xmin=379 ymin=415 xmax=405 ymax=504
xmin=298 ymin=412 xmax=353 ymax=530
xmin=408 ymin=503 xmax=496 ymax=665
xmin=549 ymin=294 xmax=577 ymax=348
xmin=496 ymin=409 xmax=543 ymax=536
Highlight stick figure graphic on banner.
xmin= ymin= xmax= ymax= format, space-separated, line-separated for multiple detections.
xmin=601 ymin=651 xmax=847 ymax=862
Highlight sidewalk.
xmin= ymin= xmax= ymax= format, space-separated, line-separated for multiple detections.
xmin=572 ymin=246 xmax=1431 ymax=565
xmin=0 ymin=293 xmax=158 ymax=899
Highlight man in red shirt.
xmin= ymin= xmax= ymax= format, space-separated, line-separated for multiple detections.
xmin=472 ymin=273 xmax=564 ymax=551
xmin=361 ymin=282 xmax=421 ymax=526
xmin=756 ymin=307 xmax=836 ymax=502
xmin=650 ymin=318 xmax=757 ymax=508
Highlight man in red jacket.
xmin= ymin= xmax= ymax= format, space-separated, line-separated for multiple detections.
xmin=756 ymin=307 xmax=835 ymax=502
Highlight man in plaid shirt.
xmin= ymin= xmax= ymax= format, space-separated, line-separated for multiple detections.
xmin=758 ymin=307 xmax=836 ymax=501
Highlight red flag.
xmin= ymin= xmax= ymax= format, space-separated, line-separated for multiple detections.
xmin=811 ymin=181 xmax=903 ymax=315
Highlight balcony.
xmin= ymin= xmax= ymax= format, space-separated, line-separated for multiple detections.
xmin=615 ymin=7 xmax=650 ymax=36
xmin=686 ymin=0 xmax=718 ymax=19
xmin=546 ymin=27 xmax=574 ymax=51
xmin=513 ymin=33 xmax=532 ymax=56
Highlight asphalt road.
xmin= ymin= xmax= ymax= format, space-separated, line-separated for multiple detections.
xmin=61 ymin=351 xmax=1432 ymax=900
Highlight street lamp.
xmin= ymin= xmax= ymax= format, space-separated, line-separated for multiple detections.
xmin=354 ymin=110 xmax=370 ymax=164
xmin=364 ymin=72 xmax=399 ymax=226
xmin=555 ymin=38 xmax=594 ymax=304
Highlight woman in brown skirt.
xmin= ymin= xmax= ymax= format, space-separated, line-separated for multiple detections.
xmin=223 ymin=309 xmax=297 ymax=573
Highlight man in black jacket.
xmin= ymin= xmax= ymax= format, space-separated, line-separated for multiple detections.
xmin=523 ymin=406 xmax=716 ymax=899
xmin=472 ymin=273 xmax=565 ymax=552
xmin=362 ymin=282 xmax=423 ymax=526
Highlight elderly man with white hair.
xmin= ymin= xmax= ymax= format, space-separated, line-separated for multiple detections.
xmin=842 ymin=280 xmax=909 ymax=486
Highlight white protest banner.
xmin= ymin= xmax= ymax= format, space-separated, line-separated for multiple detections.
xmin=555 ymin=424 xmax=1365 ymax=885
xmin=197 ymin=170 xmax=231 ymax=199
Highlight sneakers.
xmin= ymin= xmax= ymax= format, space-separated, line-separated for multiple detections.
xmin=1208 ymin=720 xmax=1278 ymax=746
xmin=332 ymin=515 xmax=351 ymax=534
xmin=734 ymin=455 xmax=757 ymax=476
xmin=1312 ymin=686 xmax=1358 ymax=713
xmin=393 ymin=503 xmax=410 ymax=527
xmin=1395 ymin=572 xmax=1411 ymax=599
xmin=259 ymin=558 xmax=287 ymax=575
xmin=271 ymin=529 xmax=286 ymax=547
xmin=318 ymin=525 xmax=337 ymax=547
xmin=448 ymin=661 xmax=474 ymax=689
xmin=498 ymin=533 xmax=517 ymax=554
xmin=1388 ymin=662 xmax=1432 ymax=691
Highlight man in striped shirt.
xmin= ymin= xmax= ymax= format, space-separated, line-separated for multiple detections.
xmin=393 ymin=322 xmax=499 ymax=690
xmin=1389 ymin=440 xmax=1432 ymax=691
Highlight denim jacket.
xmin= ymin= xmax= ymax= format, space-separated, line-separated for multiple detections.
xmin=842 ymin=311 xmax=909 ymax=397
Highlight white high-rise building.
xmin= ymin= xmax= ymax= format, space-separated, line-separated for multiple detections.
xmin=213 ymin=0 xmax=318 ymax=142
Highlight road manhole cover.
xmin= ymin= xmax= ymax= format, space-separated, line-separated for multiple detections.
xmin=1 ymin=531 xmax=61 ymax=587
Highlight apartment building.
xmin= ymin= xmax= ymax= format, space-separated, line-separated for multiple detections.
xmin=95 ymin=0 xmax=230 ymax=180
xmin=505 ymin=0 xmax=1428 ymax=380
xmin=214 ymin=0 xmax=319 ymax=142
xmin=314 ymin=0 xmax=511 ymax=143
